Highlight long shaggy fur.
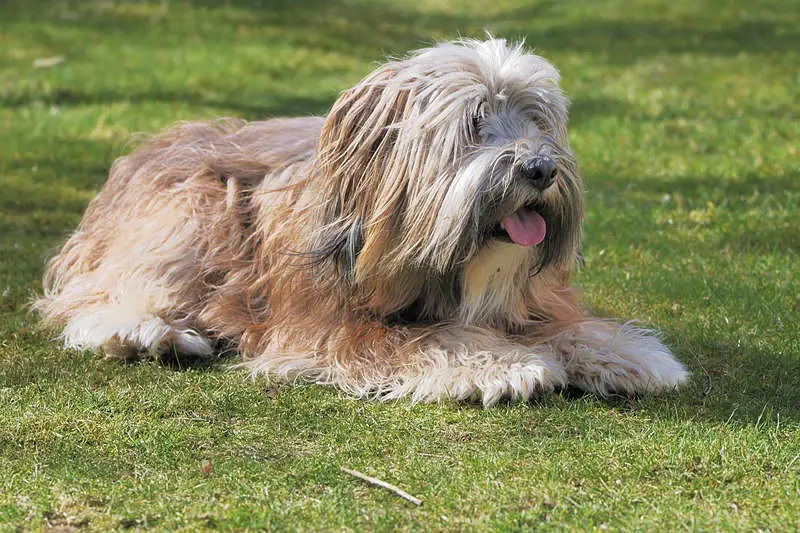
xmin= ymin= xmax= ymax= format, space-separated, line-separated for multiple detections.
xmin=36 ymin=38 xmax=688 ymax=405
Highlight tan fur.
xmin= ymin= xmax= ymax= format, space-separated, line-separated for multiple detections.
xmin=36 ymin=39 xmax=688 ymax=405
xmin=461 ymin=241 xmax=533 ymax=325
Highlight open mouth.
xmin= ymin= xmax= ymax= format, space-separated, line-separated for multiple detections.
xmin=491 ymin=204 xmax=547 ymax=247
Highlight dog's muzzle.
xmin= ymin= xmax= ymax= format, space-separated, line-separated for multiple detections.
xmin=486 ymin=154 xmax=557 ymax=247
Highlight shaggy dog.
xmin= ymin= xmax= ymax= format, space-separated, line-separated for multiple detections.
xmin=37 ymin=38 xmax=688 ymax=406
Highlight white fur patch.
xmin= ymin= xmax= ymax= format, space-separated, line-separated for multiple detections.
xmin=552 ymin=321 xmax=689 ymax=394
xmin=63 ymin=307 xmax=212 ymax=358
xmin=385 ymin=347 xmax=567 ymax=407
xmin=460 ymin=240 xmax=532 ymax=324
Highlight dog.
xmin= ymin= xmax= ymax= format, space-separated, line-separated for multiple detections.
xmin=36 ymin=38 xmax=689 ymax=406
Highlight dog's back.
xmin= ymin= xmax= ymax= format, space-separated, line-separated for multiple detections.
xmin=35 ymin=117 xmax=323 ymax=357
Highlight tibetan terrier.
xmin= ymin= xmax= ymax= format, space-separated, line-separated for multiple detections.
xmin=37 ymin=38 xmax=688 ymax=405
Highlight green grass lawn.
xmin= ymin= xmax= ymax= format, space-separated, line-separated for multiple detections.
xmin=1 ymin=0 xmax=798 ymax=530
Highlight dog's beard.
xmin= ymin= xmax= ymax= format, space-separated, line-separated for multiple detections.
xmin=376 ymin=142 xmax=583 ymax=327
xmin=424 ymin=144 xmax=582 ymax=276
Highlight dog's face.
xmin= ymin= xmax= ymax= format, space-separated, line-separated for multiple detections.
xmin=314 ymin=38 xmax=583 ymax=325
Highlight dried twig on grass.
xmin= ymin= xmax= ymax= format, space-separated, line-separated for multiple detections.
xmin=340 ymin=467 xmax=423 ymax=506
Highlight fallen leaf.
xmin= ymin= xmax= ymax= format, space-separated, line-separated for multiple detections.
xmin=33 ymin=56 xmax=65 ymax=68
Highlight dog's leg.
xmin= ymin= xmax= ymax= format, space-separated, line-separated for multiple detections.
xmin=59 ymin=289 xmax=213 ymax=359
xmin=39 ymin=195 xmax=216 ymax=359
xmin=379 ymin=327 xmax=567 ymax=407
xmin=242 ymin=325 xmax=566 ymax=407
xmin=545 ymin=320 xmax=689 ymax=395
xmin=54 ymin=273 xmax=213 ymax=358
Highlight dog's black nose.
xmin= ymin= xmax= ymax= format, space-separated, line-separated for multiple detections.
xmin=521 ymin=156 xmax=557 ymax=191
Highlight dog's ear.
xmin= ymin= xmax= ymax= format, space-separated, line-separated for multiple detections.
xmin=310 ymin=217 xmax=364 ymax=282
xmin=313 ymin=65 xmax=411 ymax=286
xmin=318 ymin=65 xmax=407 ymax=181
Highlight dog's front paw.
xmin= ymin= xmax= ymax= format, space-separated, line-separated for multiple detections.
xmin=384 ymin=350 xmax=568 ymax=407
xmin=553 ymin=321 xmax=689 ymax=396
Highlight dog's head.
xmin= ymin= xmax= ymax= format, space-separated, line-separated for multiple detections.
xmin=312 ymin=38 xmax=583 ymax=326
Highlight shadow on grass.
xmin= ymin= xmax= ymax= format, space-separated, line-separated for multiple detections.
xmin=678 ymin=336 xmax=800 ymax=424
xmin=598 ymin=335 xmax=800 ymax=426
xmin=0 ymin=89 xmax=335 ymax=122
xmin=153 ymin=341 xmax=240 ymax=371
xmin=3 ymin=137 xmax=116 ymax=189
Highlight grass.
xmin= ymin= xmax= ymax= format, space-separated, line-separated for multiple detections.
xmin=1 ymin=0 xmax=798 ymax=530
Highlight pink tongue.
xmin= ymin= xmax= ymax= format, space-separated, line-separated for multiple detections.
xmin=502 ymin=208 xmax=547 ymax=246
